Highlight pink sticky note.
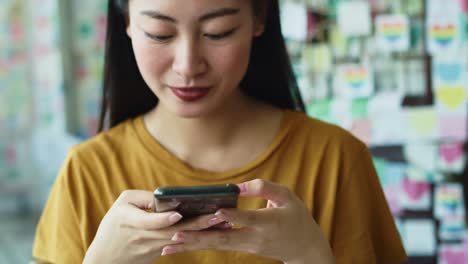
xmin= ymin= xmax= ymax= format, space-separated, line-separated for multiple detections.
xmin=350 ymin=119 xmax=372 ymax=145
xmin=439 ymin=245 xmax=465 ymax=264
xmin=440 ymin=143 xmax=464 ymax=164
xmin=402 ymin=177 xmax=430 ymax=201
xmin=439 ymin=115 xmax=467 ymax=140
xmin=460 ymin=0 xmax=468 ymax=14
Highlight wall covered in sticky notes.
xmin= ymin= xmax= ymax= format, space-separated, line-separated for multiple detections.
xmin=280 ymin=0 xmax=468 ymax=263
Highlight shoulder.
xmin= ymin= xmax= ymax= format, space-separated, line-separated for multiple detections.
xmin=71 ymin=117 xmax=138 ymax=159
xmin=285 ymin=110 xmax=367 ymax=154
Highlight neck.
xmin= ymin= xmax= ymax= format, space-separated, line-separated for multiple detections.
xmin=144 ymin=92 xmax=272 ymax=160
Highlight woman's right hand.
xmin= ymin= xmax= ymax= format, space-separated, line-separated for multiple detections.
xmin=83 ymin=190 xmax=228 ymax=264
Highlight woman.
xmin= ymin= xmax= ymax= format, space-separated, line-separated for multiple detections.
xmin=33 ymin=0 xmax=407 ymax=263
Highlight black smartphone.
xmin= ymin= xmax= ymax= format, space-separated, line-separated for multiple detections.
xmin=154 ymin=184 xmax=240 ymax=218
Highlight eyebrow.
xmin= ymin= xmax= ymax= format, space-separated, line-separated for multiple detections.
xmin=140 ymin=8 xmax=240 ymax=23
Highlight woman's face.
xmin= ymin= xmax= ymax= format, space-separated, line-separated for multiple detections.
xmin=126 ymin=0 xmax=264 ymax=118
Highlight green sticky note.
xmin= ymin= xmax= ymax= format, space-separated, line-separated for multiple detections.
xmin=306 ymin=99 xmax=331 ymax=120
xmin=372 ymin=157 xmax=388 ymax=185
xmin=351 ymin=98 xmax=368 ymax=119
xmin=79 ymin=22 xmax=92 ymax=37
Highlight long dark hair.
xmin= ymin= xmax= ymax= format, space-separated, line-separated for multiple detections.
xmin=98 ymin=0 xmax=304 ymax=132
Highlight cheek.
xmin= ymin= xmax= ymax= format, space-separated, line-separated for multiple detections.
xmin=212 ymin=42 xmax=251 ymax=83
xmin=131 ymin=36 xmax=169 ymax=85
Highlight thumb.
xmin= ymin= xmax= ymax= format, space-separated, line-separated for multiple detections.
xmin=237 ymin=179 xmax=291 ymax=207
xmin=116 ymin=190 xmax=183 ymax=229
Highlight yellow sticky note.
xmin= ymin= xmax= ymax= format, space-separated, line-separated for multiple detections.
xmin=407 ymin=108 xmax=437 ymax=137
xmin=435 ymin=86 xmax=466 ymax=111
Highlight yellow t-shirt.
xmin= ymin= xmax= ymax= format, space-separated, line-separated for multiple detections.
xmin=33 ymin=110 xmax=407 ymax=264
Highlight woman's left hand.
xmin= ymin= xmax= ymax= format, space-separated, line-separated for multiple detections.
xmin=161 ymin=179 xmax=335 ymax=264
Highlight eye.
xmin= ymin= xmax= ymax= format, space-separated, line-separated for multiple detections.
xmin=144 ymin=32 xmax=173 ymax=42
xmin=204 ymin=28 xmax=237 ymax=40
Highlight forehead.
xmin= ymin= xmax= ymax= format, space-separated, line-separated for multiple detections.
xmin=129 ymin=0 xmax=252 ymax=17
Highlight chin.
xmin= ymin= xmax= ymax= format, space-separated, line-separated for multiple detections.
xmin=169 ymin=104 xmax=216 ymax=119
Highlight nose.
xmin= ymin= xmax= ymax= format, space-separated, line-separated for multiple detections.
xmin=172 ymin=37 xmax=207 ymax=80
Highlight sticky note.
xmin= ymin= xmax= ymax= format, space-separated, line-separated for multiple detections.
xmin=404 ymin=107 xmax=438 ymax=141
xmin=437 ymin=142 xmax=466 ymax=173
xmin=438 ymin=244 xmax=466 ymax=264
xmin=399 ymin=177 xmax=432 ymax=211
xmin=402 ymin=219 xmax=436 ymax=256
xmin=434 ymin=183 xmax=466 ymax=220
xmin=334 ymin=64 xmax=374 ymax=99
xmin=280 ymin=1 xmax=308 ymax=41
xmin=403 ymin=143 xmax=438 ymax=171
xmin=350 ymin=118 xmax=371 ymax=144
xmin=376 ymin=15 xmax=410 ymax=52
xmin=439 ymin=216 xmax=466 ymax=241
xmin=337 ymin=1 xmax=371 ymax=36
xmin=438 ymin=114 xmax=467 ymax=140
xmin=427 ymin=15 xmax=462 ymax=54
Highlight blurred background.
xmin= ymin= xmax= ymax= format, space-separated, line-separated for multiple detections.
xmin=0 ymin=0 xmax=467 ymax=263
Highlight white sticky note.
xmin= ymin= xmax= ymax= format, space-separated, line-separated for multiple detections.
xmin=376 ymin=15 xmax=410 ymax=52
xmin=403 ymin=143 xmax=438 ymax=171
xmin=280 ymin=1 xmax=308 ymax=41
xmin=437 ymin=142 xmax=467 ymax=173
xmin=337 ymin=1 xmax=371 ymax=36
xmin=427 ymin=14 xmax=462 ymax=55
xmin=334 ymin=64 xmax=374 ymax=99
xmin=368 ymin=92 xmax=405 ymax=145
xmin=402 ymin=219 xmax=437 ymax=256
xmin=399 ymin=177 xmax=432 ymax=211
xmin=434 ymin=183 xmax=466 ymax=220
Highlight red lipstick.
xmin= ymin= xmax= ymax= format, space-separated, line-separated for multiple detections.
xmin=169 ymin=86 xmax=211 ymax=102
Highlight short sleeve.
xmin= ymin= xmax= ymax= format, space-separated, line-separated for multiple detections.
xmin=32 ymin=149 xmax=86 ymax=263
xmin=331 ymin=145 xmax=407 ymax=264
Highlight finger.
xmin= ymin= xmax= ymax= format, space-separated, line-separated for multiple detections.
xmin=169 ymin=213 xmax=227 ymax=232
xmin=122 ymin=207 xmax=184 ymax=230
xmin=116 ymin=190 xmax=158 ymax=211
xmin=164 ymin=228 xmax=251 ymax=255
xmin=214 ymin=208 xmax=271 ymax=227
xmin=237 ymin=179 xmax=291 ymax=206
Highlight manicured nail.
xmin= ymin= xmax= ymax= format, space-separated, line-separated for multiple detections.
xmin=237 ymin=183 xmax=247 ymax=193
xmin=161 ymin=247 xmax=177 ymax=256
xmin=215 ymin=209 xmax=226 ymax=216
xmin=171 ymin=232 xmax=186 ymax=242
xmin=169 ymin=213 xmax=183 ymax=223
xmin=209 ymin=217 xmax=222 ymax=225
xmin=221 ymin=222 xmax=233 ymax=228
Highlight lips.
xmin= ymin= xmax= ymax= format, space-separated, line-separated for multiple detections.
xmin=169 ymin=86 xmax=212 ymax=102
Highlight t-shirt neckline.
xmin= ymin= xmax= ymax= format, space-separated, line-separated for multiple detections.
xmin=132 ymin=109 xmax=300 ymax=181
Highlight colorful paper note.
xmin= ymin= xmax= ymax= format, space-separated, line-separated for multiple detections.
xmin=280 ymin=1 xmax=308 ymax=41
xmin=438 ymin=244 xmax=466 ymax=264
xmin=402 ymin=219 xmax=437 ymax=256
xmin=376 ymin=15 xmax=410 ymax=52
xmin=434 ymin=183 xmax=466 ymax=220
xmin=334 ymin=64 xmax=374 ymax=99
xmin=404 ymin=107 xmax=438 ymax=142
xmin=438 ymin=114 xmax=467 ymax=141
xmin=399 ymin=177 xmax=432 ymax=211
xmin=337 ymin=1 xmax=371 ymax=36
xmin=437 ymin=142 xmax=466 ymax=173
xmin=427 ymin=15 xmax=462 ymax=54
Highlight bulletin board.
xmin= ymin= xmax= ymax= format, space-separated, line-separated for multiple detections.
xmin=280 ymin=0 xmax=468 ymax=263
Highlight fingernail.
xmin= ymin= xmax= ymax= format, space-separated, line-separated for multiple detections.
xmin=215 ymin=210 xmax=226 ymax=216
xmin=237 ymin=183 xmax=247 ymax=193
xmin=208 ymin=217 xmax=222 ymax=225
xmin=161 ymin=247 xmax=177 ymax=256
xmin=169 ymin=213 xmax=183 ymax=223
xmin=171 ymin=232 xmax=185 ymax=242
xmin=222 ymin=222 xmax=233 ymax=228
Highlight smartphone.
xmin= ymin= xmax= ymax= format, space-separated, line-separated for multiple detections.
xmin=154 ymin=184 xmax=240 ymax=218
